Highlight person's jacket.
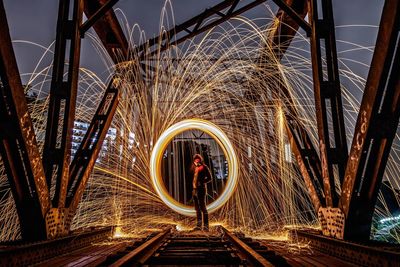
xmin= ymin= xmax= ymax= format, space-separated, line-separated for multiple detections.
xmin=193 ymin=164 xmax=212 ymax=188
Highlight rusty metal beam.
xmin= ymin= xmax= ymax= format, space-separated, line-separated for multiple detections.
xmin=293 ymin=230 xmax=400 ymax=266
xmin=80 ymin=0 xmax=119 ymax=35
xmin=309 ymin=0 xmax=348 ymax=207
xmin=340 ymin=0 xmax=400 ymax=241
xmin=83 ymin=0 xmax=128 ymax=63
xmin=271 ymin=0 xmax=310 ymax=35
xmin=43 ymin=0 xmax=84 ymax=208
xmin=269 ymin=0 xmax=308 ymax=59
xmin=285 ymin=119 xmax=324 ymax=212
xmin=66 ymin=79 xmax=119 ymax=213
xmin=0 ymin=0 xmax=50 ymax=241
xmin=0 ymin=227 xmax=112 ymax=266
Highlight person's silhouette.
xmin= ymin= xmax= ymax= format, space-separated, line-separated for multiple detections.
xmin=191 ymin=154 xmax=212 ymax=231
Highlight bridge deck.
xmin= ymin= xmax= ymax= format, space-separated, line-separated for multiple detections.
xmin=1 ymin=227 xmax=372 ymax=267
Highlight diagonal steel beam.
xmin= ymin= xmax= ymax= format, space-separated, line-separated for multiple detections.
xmin=83 ymin=0 xmax=128 ymax=63
xmin=271 ymin=0 xmax=310 ymax=35
xmin=269 ymin=0 xmax=308 ymax=59
xmin=340 ymin=0 xmax=400 ymax=241
xmin=137 ymin=0 xmax=267 ymax=60
xmin=80 ymin=0 xmax=119 ymax=35
xmin=285 ymin=119 xmax=324 ymax=211
xmin=66 ymin=79 xmax=119 ymax=214
xmin=139 ymin=0 xmax=310 ymax=61
xmin=0 ymin=0 xmax=50 ymax=241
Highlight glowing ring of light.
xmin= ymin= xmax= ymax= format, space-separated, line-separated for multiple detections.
xmin=150 ymin=119 xmax=239 ymax=217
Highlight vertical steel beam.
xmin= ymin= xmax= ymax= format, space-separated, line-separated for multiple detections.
xmin=66 ymin=79 xmax=119 ymax=214
xmin=309 ymin=0 xmax=348 ymax=207
xmin=340 ymin=0 xmax=399 ymax=241
xmin=0 ymin=0 xmax=50 ymax=241
xmin=43 ymin=0 xmax=83 ymax=207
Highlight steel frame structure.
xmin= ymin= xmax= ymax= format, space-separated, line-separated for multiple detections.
xmin=339 ymin=0 xmax=399 ymax=240
xmin=0 ymin=0 xmax=398 ymax=242
xmin=0 ymin=0 xmax=123 ymax=240
xmin=272 ymin=0 xmax=398 ymax=241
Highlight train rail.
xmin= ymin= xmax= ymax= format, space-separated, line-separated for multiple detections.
xmin=104 ymin=226 xmax=282 ymax=266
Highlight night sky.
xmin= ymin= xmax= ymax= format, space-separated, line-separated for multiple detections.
xmin=3 ymin=0 xmax=384 ymax=85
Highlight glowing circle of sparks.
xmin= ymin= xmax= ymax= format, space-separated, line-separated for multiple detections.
xmin=150 ymin=119 xmax=239 ymax=217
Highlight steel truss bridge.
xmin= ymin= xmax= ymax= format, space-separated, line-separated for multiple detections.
xmin=0 ymin=0 xmax=399 ymax=266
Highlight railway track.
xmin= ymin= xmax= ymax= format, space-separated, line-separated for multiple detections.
xmin=30 ymin=226 xmax=288 ymax=266
xmin=4 ymin=226 xmax=398 ymax=266
xmin=102 ymin=226 xmax=284 ymax=267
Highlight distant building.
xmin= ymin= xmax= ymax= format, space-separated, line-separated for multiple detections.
xmin=71 ymin=120 xmax=117 ymax=162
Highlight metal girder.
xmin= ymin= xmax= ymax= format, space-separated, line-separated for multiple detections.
xmin=0 ymin=0 xmax=50 ymax=240
xmin=293 ymin=230 xmax=400 ymax=266
xmin=271 ymin=0 xmax=310 ymax=36
xmin=80 ymin=0 xmax=119 ymax=35
xmin=136 ymin=0 xmax=267 ymax=59
xmin=309 ymin=0 xmax=348 ymax=207
xmin=42 ymin=0 xmax=84 ymax=208
xmin=285 ymin=119 xmax=324 ymax=212
xmin=340 ymin=0 xmax=400 ymax=241
xmin=269 ymin=0 xmax=308 ymax=59
xmin=59 ymin=0 xmax=131 ymax=227
xmin=66 ymin=79 xmax=119 ymax=213
xmin=0 ymin=227 xmax=112 ymax=266
xmin=83 ymin=0 xmax=128 ymax=63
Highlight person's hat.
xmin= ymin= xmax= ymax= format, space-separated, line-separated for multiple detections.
xmin=193 ymin=154 xmax=203 ymax=162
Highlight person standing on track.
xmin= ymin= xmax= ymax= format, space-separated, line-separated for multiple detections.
xmin=191 ymin=154 xmax=212 ymax=231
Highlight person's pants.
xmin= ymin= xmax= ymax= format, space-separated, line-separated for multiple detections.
xmin=193 ymin=187 xmax=208 ymax=228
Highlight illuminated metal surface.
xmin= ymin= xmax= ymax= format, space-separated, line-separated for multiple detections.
xmin=150 ymin=119 xmax=239 ymax=216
